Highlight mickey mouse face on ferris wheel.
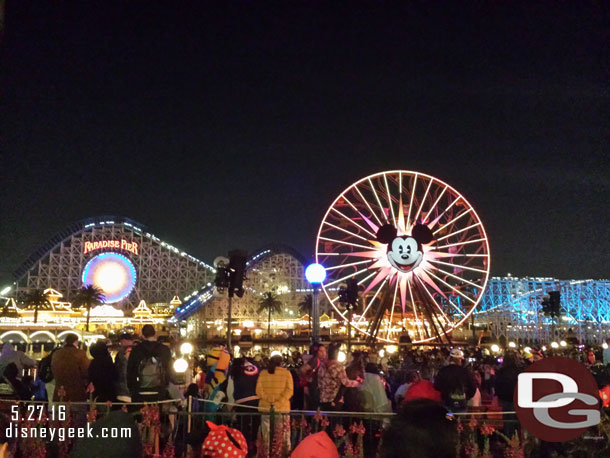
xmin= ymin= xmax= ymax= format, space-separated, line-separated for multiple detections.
xmin=376 ymin=223 xmax=434 ymax=273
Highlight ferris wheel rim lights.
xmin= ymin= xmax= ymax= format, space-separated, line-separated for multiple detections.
xmin=315 ymin=170 xmax=491 ymax=344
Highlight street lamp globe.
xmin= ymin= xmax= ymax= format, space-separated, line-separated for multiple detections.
xmin=180 ymin=342 xmax=193 ymax=355
xmin=305 ymin=263 xmax=326 ymax=284
xmin=173 ymin=358 xmax=188 ymax=373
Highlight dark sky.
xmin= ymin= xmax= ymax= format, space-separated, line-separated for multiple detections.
xmin=2 ymin=1 xmax=609 ymax=283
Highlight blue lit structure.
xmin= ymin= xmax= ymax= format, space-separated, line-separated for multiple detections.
xmin=468 ymin=277 xmax=610 ymax=342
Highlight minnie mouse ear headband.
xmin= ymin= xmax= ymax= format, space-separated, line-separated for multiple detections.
xmin=376 ymin=223 xmax=434 ymax=245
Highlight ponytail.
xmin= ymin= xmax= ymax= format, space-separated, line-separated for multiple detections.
xmin=267 ymin=355 xmax=282 ymax=374
xmin=268 ymin=360 xmax=277 ymax=374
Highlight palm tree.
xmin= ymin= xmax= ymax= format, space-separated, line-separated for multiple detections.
xmin=23 ymin=289 xmax=51 ymax=324
xmin=297 ymin=294 xmax=313 ymax=333
xmin=257 ymin=292 xmax=283 ymax=338
xmin=73 ymin=285 xmax=106 ymax=331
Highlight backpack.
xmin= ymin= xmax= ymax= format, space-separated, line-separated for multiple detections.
xmin=137 ymin=352 xmax=165 ymax=391
xmin=38 ymin=349 xmax=57 ymax=383
xmin=448 ymin=381 xmax=467 ymax=411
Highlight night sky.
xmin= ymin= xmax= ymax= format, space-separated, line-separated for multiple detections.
xmin=2 ymin=1 xmax=608 ymax=283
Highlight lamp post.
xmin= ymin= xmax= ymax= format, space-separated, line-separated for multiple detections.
xmin=305 ymin=263 xmax=326 ymax=345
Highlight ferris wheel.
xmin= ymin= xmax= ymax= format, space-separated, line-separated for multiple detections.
xmin=315 ymin=171 xmax=491 ymax=344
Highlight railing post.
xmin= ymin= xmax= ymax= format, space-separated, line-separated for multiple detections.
xmin=269 ymin=405 xmax=275 ymax=456
xmin=187 ymin=395 xmax=192 ymax=434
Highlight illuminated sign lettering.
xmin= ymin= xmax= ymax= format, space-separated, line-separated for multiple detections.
xmin=83 ymin=239 xmax=139 ymax=255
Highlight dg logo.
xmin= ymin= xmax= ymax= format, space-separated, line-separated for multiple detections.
xmin=514 ymin=356 xmax=601 ymax=442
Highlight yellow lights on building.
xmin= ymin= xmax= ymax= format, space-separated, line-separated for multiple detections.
xmin=0 ymin=290 xmax=170 ymax=335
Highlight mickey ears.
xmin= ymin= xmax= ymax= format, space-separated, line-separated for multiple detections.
xmin=411 ymin=223 xmax=434 ymax=244
xmin=376 ymin=223 xmax=434 ymax=244
xmin=376 ymin=224 xmax=397 ymax=244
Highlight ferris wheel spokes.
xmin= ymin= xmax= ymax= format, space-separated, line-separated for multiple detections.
xmin=316 ymin=170 xmax=490 ymax=344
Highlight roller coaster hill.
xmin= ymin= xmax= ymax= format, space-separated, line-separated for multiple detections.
xmin=3 ymin=216 xmax=610 ymax=346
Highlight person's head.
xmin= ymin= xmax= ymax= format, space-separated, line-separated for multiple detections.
xmin=502 ymin=350 xmax=519 ymax=368
xmin=420 ymin=367 xmax=433 ymax=381
xmin=267 ymin=354 xmax=282 ymax=375
xmin=65 ymin=334 xmax=79 ymax=348
xmin=119 ymin=333 xmax=134 ymax=347
xmin=327 ymin=344 xmax=340 ymax=361
xmin=3 ymin=363 xmax=18 ymax=380
xmin=312 ymin=343 xmax=326 ymax=361
xmin=449 ymin=348 xmax=464 ymax=365
xmin=184 ymin=383 xmax=199 ymax=398
xmin=406 ymin=370 xmax=421 ymax=384
xmin=195 ymin=364 xmax=203 ymax=374
xmin=141 ymin=325 xmax=156 ymax=341
xmin=90 ymin=340 xmax=110 ymax=359
xmin=380 ymin=399 xmax=456 ymax=458
xmin=230 ymin=358 xmax=245 ymax=378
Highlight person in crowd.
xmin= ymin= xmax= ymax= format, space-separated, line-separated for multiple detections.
xmin=228 ymin=358 xmax=259 ymax=408
xmin=88 ymin=340 xmax=118 ymax=402
xmin=183 ymin=383 xmax=201 ymax=411
xmin=380 ymin=399 xmax=457 ymax=458
xmin=433 ymin=348 xmax=476 ymax=412
xmin=0 ymin=343 xmax=36 ymax=379
xmin=114 ymin=333 xmax=134 ymax=403
xmin=51 ymin=334 xmax=90 ymax=427
xmin=604 ymin=338 xmax=610 ymax=365
xmin=494 ymin=350 xmax=521 ymax=411
xmin=256 ymin=354 xmax=293 ymax=457
xmin=0 ymin=363 xmax=31 ymax=400
xmin=51 ymin=334 xmax=90 ymax=402
xmin=468 ymin=368 xmax=483 ymax=408
xmin=227 ymin=358 xmax=260 ymax=449
xmin=194 ymin=363 xmax=205 ymax=393
xmin=318 ymin=345 xmax=360 ymax=410
xmin=393 ymin=371 xmax=412 ymax=406
xmin=494 ymin=350 xmax=522 ymax=436
xmin=300 ymin=343 xmax=326 ymax=410
xmin=344 ymin=351 xmax=365 ymax=411
xmin=359 ymin=363 xmax=391 ymax=413
xmin=127 ymin=324 xmax=172 ymax=402
xmin=22 ymin=374 xmax=46 ymax=401
xmin=403 ymin=367 xmax=441 ymax=404
xmin=290 ymin=361 xmax=305 ymax=410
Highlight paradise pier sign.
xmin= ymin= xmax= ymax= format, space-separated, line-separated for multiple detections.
xmin=84 ymin=239 xmax=139 ymax=256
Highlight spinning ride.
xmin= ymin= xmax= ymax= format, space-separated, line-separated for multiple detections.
xmin=315 ymin=171 xmax=490 ymax=343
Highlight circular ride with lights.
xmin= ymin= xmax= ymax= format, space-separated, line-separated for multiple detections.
xmin=315 ymin=170 xmax=490 ymax=344
xmin=81 ymin=252 xmax=137 ymax=303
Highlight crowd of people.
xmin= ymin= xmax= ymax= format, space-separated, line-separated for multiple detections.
xmin=0 ymin=329 xmax=609 ymax=457
xmin=186 ymin=338 xmax=610 ymax=456
xmin=0 ymin=324 xmax=174 ymax=410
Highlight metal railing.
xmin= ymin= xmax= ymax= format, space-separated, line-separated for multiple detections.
xmin=0 ymin=397 xmax=523 ymax=457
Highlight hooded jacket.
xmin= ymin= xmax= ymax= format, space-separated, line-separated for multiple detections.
xmin=0 ymin=343 xmax=36 ymax=377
